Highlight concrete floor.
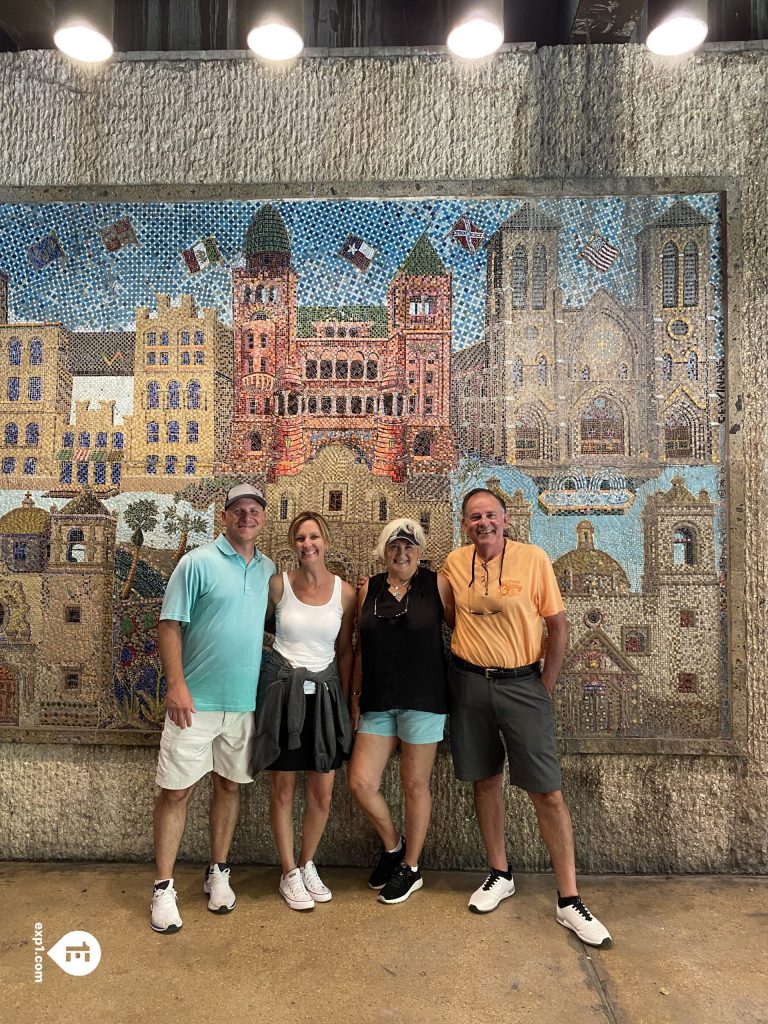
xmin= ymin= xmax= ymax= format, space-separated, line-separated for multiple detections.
xmin=1 ymin=864 xmax=766 ymax=1024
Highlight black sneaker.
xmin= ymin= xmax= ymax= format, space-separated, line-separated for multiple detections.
xmin=368 ymin=836 xmax=406 ymax=890
xmin=378 ymin=863 xmax=423 ymax=905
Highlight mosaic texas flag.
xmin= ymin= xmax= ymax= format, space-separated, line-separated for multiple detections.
xmin=338 ymin=234 xmax=376 ymax=272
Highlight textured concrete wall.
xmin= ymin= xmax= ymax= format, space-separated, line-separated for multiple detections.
xmin=1 ymin=45 xmax=766 ymax=872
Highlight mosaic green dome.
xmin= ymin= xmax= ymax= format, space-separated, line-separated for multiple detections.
xmin=244 ymin=205 xmax=291 ymax=256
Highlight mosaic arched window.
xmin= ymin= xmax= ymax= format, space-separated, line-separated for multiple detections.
xmin=536 ymin=355 xmax=548 ymax=385
xmin=683 ymin=241 xmax=699 ymax=307
xmin=514 ymin=406 xmax=543 ymax=461
xmin=662 ymin=241 xmax=679 ymax=307
xmin=184 ymin=456 xmax=196 ymax=475
xmin=579 ymin=396 xmax=625 ymax=456
xmin=25 ymin=423 xmax=39 ymax=446
xmin=168 ymin=381 xmax=180 ymax=409
xmin=687 ymin=351 xmax=698 ymax=381
xmin=531 ymin=244 xmax=547 ymax=309
xmin=413 ymin=431 xmax=433 ymax=456
xmin=67 ymin=528 xmax=85 ymax=563
xmin=673 ymin=526 xmax=696 ymax=566
xmin=664 ymin=406 xmax=694 ymax=460
xmin=78 ymin=431 xmax=90 ymax=448
xmin=378 ymin=497 xmax=388 ymax=522
xmin=511 ymin=246 xmax=528 ymax=309
xmin=366 ymin=356 xmax=378 ymax=381
xmin=188 ymin=381 xmax=201 ymax=409
xmin=580 ymin=365 xmax=591 ymax=381
xmin=335 ymin=353 xmax=349 ymax=379
xmin=147 ymin=421 xmax=159 ymax=444
xmin=350 ymin=354 xmax=364 ymax=380
xmin=662 ymin=353 xmax=672 ymax=381
xmin=618 ymin=363 xmax=628 ymax=380
xmin=167 ymin=421 xmax=179 ymax=444
xmin=187 ymin=421 xmax=198 ymax=444
xmin=8 ymin=338 xmax=20 ymax=365
xmin=512 ymin=355 xmax=523 ymax=386
xmin=147 ymin=381 xmax=159 ymax=409
xmin=29 ymin=338 xmax=43 ymax=365
xmin=4 ymin=423 xmax=17 ymax=446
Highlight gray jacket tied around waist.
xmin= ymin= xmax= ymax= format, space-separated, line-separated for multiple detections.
xmin=252 ymin=649 xmax=352 ymax=774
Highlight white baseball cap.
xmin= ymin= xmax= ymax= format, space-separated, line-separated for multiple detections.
xmin=224 ymin=483 xmax=266 ymax=510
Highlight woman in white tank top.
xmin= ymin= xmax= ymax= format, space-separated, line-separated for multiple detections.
xmin=256 ymin=511 xmax=355 ymax=912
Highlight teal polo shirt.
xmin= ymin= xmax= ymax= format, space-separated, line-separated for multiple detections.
xmin=160 ymin=534 xmax=276 ymax=712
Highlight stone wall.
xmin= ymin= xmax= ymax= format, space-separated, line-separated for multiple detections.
xmin=1 ymin=44 xmax=766 ymax=871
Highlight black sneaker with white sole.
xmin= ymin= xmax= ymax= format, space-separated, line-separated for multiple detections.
xmin=377 ymin=864 xmax=423 ymax=904
xmin=368 ymin=836 xmax=406 ymax=890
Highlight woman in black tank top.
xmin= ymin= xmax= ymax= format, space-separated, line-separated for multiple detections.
xmin=348 ymin=518 xmax=455 ymax=905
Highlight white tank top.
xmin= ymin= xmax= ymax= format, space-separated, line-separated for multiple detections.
xmin=273 ymin=573 xmax=344 ymax=691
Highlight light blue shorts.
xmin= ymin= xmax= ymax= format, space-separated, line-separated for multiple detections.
xmin=358 ymin=709 xmax=446 ymax=745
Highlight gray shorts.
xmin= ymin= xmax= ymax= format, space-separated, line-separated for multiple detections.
xmin=447 ymin=662 xmax=562 ymax=793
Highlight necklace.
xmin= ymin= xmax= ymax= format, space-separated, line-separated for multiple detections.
xmin=386 ymin=575 xmax=413 ymax=598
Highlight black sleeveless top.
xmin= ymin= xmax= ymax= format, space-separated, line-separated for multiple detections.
xmin=358 ymin=568 xmax=448 ymax=714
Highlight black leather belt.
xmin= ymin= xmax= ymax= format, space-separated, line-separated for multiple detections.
xmin=451 ymin=655 xmax=540 ymax=680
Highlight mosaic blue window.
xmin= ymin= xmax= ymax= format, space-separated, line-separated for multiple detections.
xmin=662 ymin=242 xmax=678 ymax=307
xmin=194 ymin=351 xmax=204 ymax=365
xmin=160 ymin=352 xmax=169 ymax=366
xmin=77 ymin=462 xmax=88 ymax=485
xmin=78 ymin=431 xmax=90 ymax=448
xmin=29 ymin=338 xmax=42 ymax=365
xmin=1 ymin=457 xmax=14 ymax=474
xmin=511 ymin=246 xmax=528 ymax=309
xmin=22 ymin=457 xmax=35 ymax=475
xmin=180 ymin=331 xmax=190 ymax=345
xmin=146 ymin=332 xmax=156 ymax=346
xmin=181 ymin=352 xmax=190 ymax=365
xmin=532 ymin=244 xmax=547 ymax=309
xmin=63 ymin=431 xmax=74 ymax=447
xmin=168 ymin=381 xmax=180 ymax=409
xmin=662 ymin=353 xmax=672 ymax=381
xmin=146 ymin=455 xmax=158 ymax=475
xmin=194 ymin=330 xmax=204 ymax=345
xmin=188 ymin=381 xmax=200 ymax=409
xmin=93 ymin=462 xmax=106 ymax=485
xmin=96 ymin=431 xmax=107 ymax=448
xmin=687 ymin=351 xmax=698 ymax=381
xmin=683 ymin=242 xmax=699 ymax=306
xmin=147 ymin=382 xmax=159 ymax=409
xmin=112 ymin=432 xmax=123 ymax=449
xmin=13 ymin=540 xmax=26 ymax=561
xmin=147 ymin=421 xmax=159 ymax=444
xmin=165 ymin=455 xmax=177 ymax=475
xmin=59 ymin=461 xmax=72 ymax=484
xmin=25 ymin=423 xmax=38 ymax=446
xmin=147 ymin=352 xmax=156 ymax=366
xmin=28 ymin=377 xmax=41 ymax=401
xmin=7 ymin=377 xmax=18 ymax=401
xmin=4 ymin=423 xmax=17 ymax=446
xmin=111 ymin=462 xmax=121 ymax=485
xmin=167 ymin=421 xmax=179 ymax=443
xmin=187 ymin=421 xmax=198 ymax=443
xmin=8 ymin=338 xmax=20 ymax=365
xmin=184 ymin=456 xmax=196 ymax=475
xmin=160 ymin=331 xmax=169 ymax=345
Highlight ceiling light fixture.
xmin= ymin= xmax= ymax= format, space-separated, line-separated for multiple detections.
xmin=447 ymin=0 xmax=504 ymax=60
xmin=53 ymin=0 xmax=114 ymax=63
xmin=646 ymin=0 xmax=708 ymax=56
xmin=242 ymin=0 xmax=304 ymax=62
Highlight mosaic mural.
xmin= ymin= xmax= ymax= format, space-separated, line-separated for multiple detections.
xmin=0 ymin=193 xmax=728 ymax=742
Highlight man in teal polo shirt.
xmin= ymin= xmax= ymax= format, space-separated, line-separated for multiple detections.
xmin=150 ymin=483 xmax=275 ymax=934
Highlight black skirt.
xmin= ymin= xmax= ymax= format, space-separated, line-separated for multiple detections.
xmin=266 ymin=694 xmax=344 ymax=773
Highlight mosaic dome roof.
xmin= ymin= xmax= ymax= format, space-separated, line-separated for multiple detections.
xmin=244 ymin=205 xmax=291 ymax=256
xmin=0 ymin=506 xmax=50 ymax=535
xmin=552 ymin=520 xmax=629 ymax=595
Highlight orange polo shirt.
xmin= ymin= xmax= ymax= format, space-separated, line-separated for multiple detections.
xmin=442 ymin=540 xmax=564 ymax=669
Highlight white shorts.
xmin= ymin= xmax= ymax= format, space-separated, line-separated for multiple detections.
xmin=155 ymin=711 xmax=256 ymax=789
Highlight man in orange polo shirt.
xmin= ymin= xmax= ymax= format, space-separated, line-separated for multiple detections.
xmin=440 ymin=488 xmax=611 ymax=948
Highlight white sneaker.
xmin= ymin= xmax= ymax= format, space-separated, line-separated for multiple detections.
xmin=556 ymin=897 xmax=612 ymax=948
xmin=279 ymin=868 xmax=315 ymax=911
xmin=151 ymin=881 xmax=182 ymax=933
xmin=468 ymin=869 xmax=516 ymax=914
xmin=204 ymin=864 xmax=236 ymax=913
xmin=300 ymin=860 xmax=332 ymax=903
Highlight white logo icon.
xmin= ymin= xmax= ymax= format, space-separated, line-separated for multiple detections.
xmin=47 ymin=931 xmax=101 ymax=976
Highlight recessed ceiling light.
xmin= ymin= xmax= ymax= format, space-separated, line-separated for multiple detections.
xmin=54 ymin=25 xmax=113 ymax=63
xmin=447 ymin=17 xmax=504 ymax=60
xmin=646 ymin=2 xmax=708 ymax=56
xmin=247 ymin=23 xmax=304 ymax=61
